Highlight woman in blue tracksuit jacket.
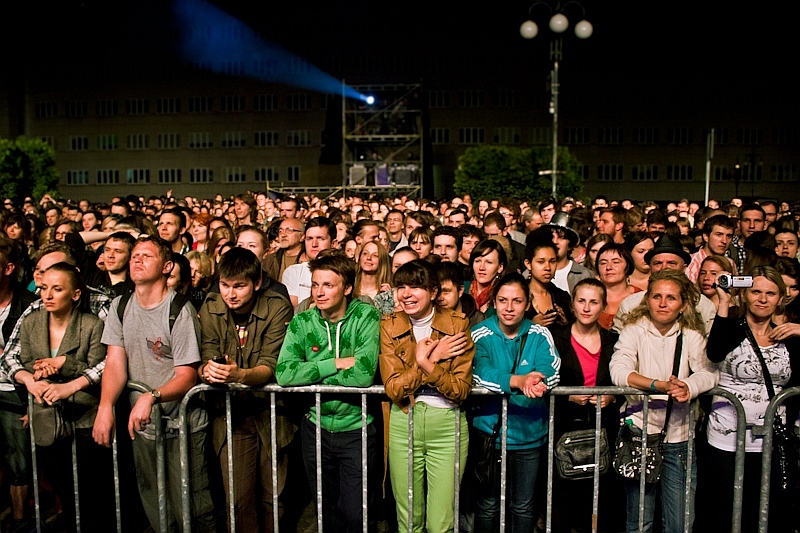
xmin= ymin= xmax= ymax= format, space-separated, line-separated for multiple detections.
xmin=469 ymin=273 xmax=560 ymax=533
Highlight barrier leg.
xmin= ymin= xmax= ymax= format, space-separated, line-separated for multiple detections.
xmin=407 ymin=404 xmax=414 ymax=533
xmin=27 ymin=399 xmax=42 ymax=533
xmin=71 ymin=427 xmax=80 ymax=533
xmin=270 ymin=392 xmax=279 ymax=532
xmin=315 ymin=393 xmax=323 ymax=533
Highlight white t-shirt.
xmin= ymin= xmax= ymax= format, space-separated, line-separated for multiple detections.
xmin=282 ymin=263 xmax=312 ymax=303
xmin=552 ymin=261 xmax=571 ymax=293
xmin=707 ymin=339 xmax=791 ymax=452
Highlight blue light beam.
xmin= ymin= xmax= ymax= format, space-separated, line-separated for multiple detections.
xmin=173 ymin=0 xmax=367 ymax=102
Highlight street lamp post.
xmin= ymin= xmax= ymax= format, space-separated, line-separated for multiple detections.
xmin=520 ymin=1 xmax=592 ymax=199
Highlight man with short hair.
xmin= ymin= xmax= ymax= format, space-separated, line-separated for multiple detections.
xmin=685 ymin=215 xmax=737 ymax=282
xmin=232 ymin=225 xmax=291 ymax=302
xmin=612 ymin=234 xmax=716 ymax=334
xmin=596 ymin=206 xmax=627 ymax=244
xmin=775 ymin=228 xmax=799 ymax=258
xmin=264 ymin=218 xmax=305 ymax=282
xmin=158 ymin=209 xmax=188 ymax=254
xmin=729 ymin=204 xmax=766 ymax=272
xmin=385 ymin=209 xmax=407 ymax=251
xmin=282 ymin=217 xmax=336 ymax=307
xmin=233 ymin=194 xmax=256 ymax=227
xmin=353 ymin=220 xmax=381 ymax=246
xmin=279 ymin=197 xmax=302 ymax=219
xmin=521 ymin=208 xmax=544 ymax=234
xmin=447 ymin=209 xmax=467 ymax=228
xmin=538 ymin=197 xmax=558 ymax=224
xmin=89 ymin=231 xmax=136 ymax=297
xmin=483 ymin=212 xmax=525 ymax=274
xmin=760 ymin=200 xmax=778 ymax=224
xmin=93 ymin=236 xmax=216 ymax=532
xmin=498 ymin=201 xmax=525 ymax=244
xmin=435 ymin=262 xmax=484 ymax=327
xmin=199 ymin=247 xmax=293 ymax=532
xmin=276 ymin=253 xmax=380 ymax=532
xmin=432 ymin=226 xmax=462 ymax=263
xmin=458 ymin=225 xmax=484 ymax=282
xmin=645 ymin=210 xmax=668 ymax=241
xmin=533 ymin=215 xmax=594 ymax=293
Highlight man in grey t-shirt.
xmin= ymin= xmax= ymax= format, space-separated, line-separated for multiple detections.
xmin=93 ymin=236 xmax=215 ymax=532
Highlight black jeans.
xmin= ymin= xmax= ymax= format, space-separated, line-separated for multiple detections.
xmin=301 ymin=417 xmax=378 ymax=533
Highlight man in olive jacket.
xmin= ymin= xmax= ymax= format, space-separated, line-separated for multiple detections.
xmin=198 ymin=247 xmax=293 ymax=532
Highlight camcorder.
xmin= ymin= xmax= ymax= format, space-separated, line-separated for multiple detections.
xmin=716 ymin=274 xmax=754 ymax=291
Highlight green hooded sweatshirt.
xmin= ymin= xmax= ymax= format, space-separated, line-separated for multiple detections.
xmin=276 ymin=298 xmax=380 ymax=432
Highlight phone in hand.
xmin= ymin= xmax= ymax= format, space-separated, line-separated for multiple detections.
xmin=212 ymin=355 xmax=227 ymax=365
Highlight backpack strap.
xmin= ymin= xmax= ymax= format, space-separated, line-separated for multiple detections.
xmin=115 ymin=291 xmax=189 ymax=333
xmin=116 ymin=291 xmax=132 ymax=325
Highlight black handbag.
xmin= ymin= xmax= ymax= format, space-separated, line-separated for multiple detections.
xmin=468 ymin=331 xmax=528 ymax=486
xmin=554 ymin=427 xmax=610 ymax=480
xmin=31 ymin=400 xmax=73 ymax=447
xmin=745 ymin=324 xmax=800 ymax=493
xmin=613 ymin=331 xmax=682 ymax=484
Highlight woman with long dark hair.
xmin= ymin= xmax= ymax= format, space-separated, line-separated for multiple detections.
xmin=468 ymin=240 xmax=507 ymax=315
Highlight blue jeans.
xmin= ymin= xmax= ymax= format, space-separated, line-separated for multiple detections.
xmin=624 ymin=440 xmax=696 ymax=533
xmin=474 ymin=445 xmax=542 ymax=533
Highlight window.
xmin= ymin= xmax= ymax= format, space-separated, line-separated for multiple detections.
xmin=97 ymin=169 xmax=119 ymax=185
xmin=158 ymin=168 xmax=182 ymax=183
xmin=125 ymin=99 xmax=149 ymax=115
xmin=737 ymin=127 xmax=763 ymax=145
xmin=632 ymin=165 xmax=658 ymax=181
xmin=126 ymin=168 xmax=150 ymax=184
xmin=188 ymin=132 xmax=212 ymax=149
xmin=701 ymin=128 xmax=729 ymax=145
xmin=40 ymin=136 xmax=56 ymax=149
xmin=458 ymin=128 xmax=484 ymax=145
xmin=253 ymin=59 xmax=279 ymax=76
xmin=95 ymin=100 xmax=118 ymax=117
xmin=221 ymin=131 xmax=246 ymax=148
xmin=34 ymin=102 xmax=58 ymax=118
xmin=428 ymin=91 xmax=449 ymax=108
xmin=189 ymin=168 xmax=213 ymax=183
xmin=254 ymin=131 xmax=280 ymax=147
xmin=223 ymin=167 xmax=246 ymax=182
xmin=667 ymin=127 xmax=693 ymax=145
xmin=157 ymin=133 xmax=181 ymax=149
xmin=188 ymin=97 xmax=213 ymax=113
xmin=530 ymin=127 xmax=550 ymax=145
xmin=286 ymin=166 xmax=301 ymax=182
xmin=632 ymin=127 xmax=659 ymax=144
xmin=65 ymin=100 xmax=88 ymax=118
xmin=287 ymin=94 xmax=312 ymax=110
xmin=68 ymin=136 xmax=89 ymax=151
xmin=772 ymin=164 xmax=798 ymax=181
xmin=563 ymin=128 xmax=590 ymax=144
xmin=598 ymin=127 xmax=624 ymax=144
xmin=286 ymin=130 xmax=311 ymax=147
xmin=96 ymin=134 xmax=118 ymax=150
xmin=156 ymin=97 xmax=181 ymax=114
xmin=66 ymin=170 xmax=89 ymax=185
xmin=254 ymin=167 xmax=278 ymax=182
xmin=221 ymin=61 xmax=246 ymax=76
xmin=774 ymin=128 xmax=795 ymax=145
xmin=458 ymin=90 xmax=485 ymax=108
xmin=596 ymin=165 xmax=624 ymax=181
xmin=714 ymin=166 xmax=730 ymax=181
xmin=127 ymin=134 xmax=149 ymax=150
xmin=254 ymin=94 xmax=278 ymax=111
xmin=494 ymin=128 xmax=520 ymax=145
xmin=220 ymin=95 xmax=245 ymax=112
xmin=667 ymin=165 xmax=693 ymax=180
xmin=738 ymin=163 xmax=762 ymax=181
xmin=494 ymin=90 xmax=518 ymax=107
xmin=430 ymin=128 xmax=450 ymax=144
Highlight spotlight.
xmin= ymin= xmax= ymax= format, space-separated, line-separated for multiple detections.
xmin=365 ymin=95 xmax=375 ymax=105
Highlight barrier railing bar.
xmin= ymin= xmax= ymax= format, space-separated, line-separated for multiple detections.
xmin=639 ymin=397 xmax=649 ymax=533
xmin=315 ymin=393 xmax=323 ymax=533
xmin=361 ymin=393 xmax=368 ymax=533
xmin=71 ymin=430 xmax=81 ymax=532
xmin=406 ymin=403 xmax=414 ymax=533
xmin=27 ymin=398 xmax=41 ymax=533
xmin=757 ymin=387 xmax=800 ymax=533
xmin=225 ymin=392 xmax=235 ymax=533
xmin=545 ymin=394 xmax=554 ymax=533
xmin=270 ymin=391 xmax=279 ymax=533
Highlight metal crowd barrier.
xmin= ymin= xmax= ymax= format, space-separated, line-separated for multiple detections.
xmin=758 ymin=386 xmax=800 ymax=533
xmin=22 ymin=382 xmax=763 ymax=533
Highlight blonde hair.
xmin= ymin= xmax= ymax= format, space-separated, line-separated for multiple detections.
xmin=622 ymin=269 xmax=705 ymax=334
xmin=353 ymin=240 xmax=392 ymax=297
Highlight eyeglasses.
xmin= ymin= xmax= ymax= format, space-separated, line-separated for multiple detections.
xmin=278 ymin=228 xmax=302 ymax=235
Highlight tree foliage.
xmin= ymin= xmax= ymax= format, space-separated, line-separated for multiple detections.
xmin=0 ymin=136 xmax=59 ymax=202
xmin=453 ymin=144 xmax=583 ymax=201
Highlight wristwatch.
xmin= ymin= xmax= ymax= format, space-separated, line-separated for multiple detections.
xmin=150 ymin=389 xmax=162 ymax=402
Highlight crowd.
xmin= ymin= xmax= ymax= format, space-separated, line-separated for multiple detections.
xmin=0 ymin=189 xmax=798 ymax=533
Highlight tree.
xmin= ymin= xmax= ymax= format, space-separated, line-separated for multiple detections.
xmin=453 ymin=144 xmax=583 ymax=201
xmin=0 ymin=136 xmax=59 ymax=202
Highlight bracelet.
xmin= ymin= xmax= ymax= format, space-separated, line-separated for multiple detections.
xmin=650 ymin=379 xmax=658 ymax=392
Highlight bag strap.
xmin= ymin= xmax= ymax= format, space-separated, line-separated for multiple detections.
xmin=743 ymin=320 xmax=777 ymax=399
xmin=490 ymin=328 xmax=530 ymax=437
xmin=661 ymin=330 xmax=683 ymax=436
